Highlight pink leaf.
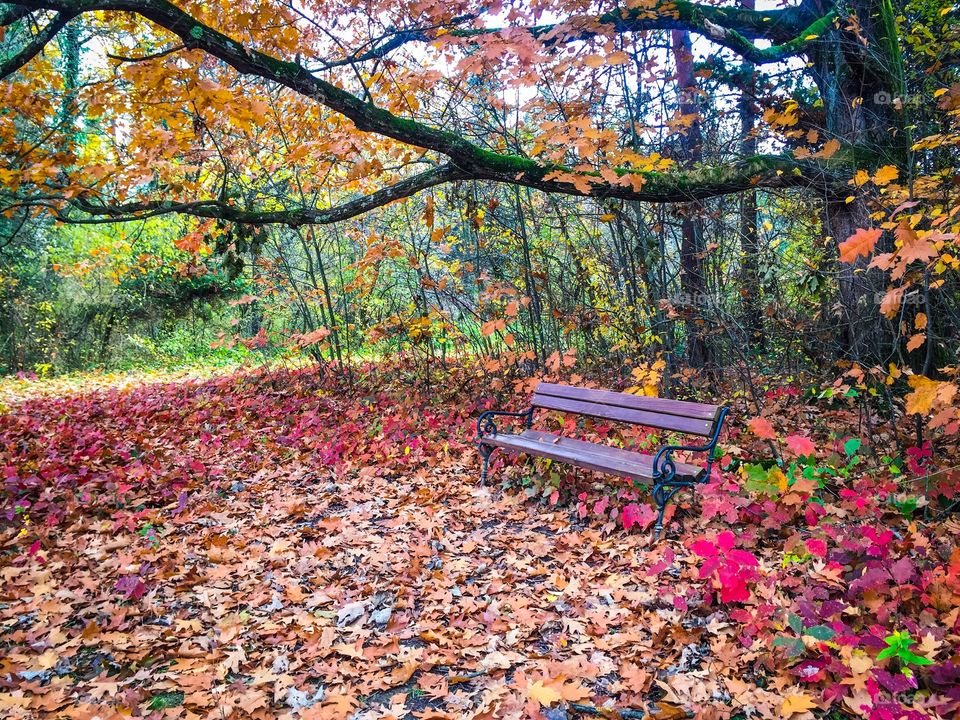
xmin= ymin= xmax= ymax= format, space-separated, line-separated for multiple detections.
xmin=717 ymin=530 xmax=737 ymax=552
xmin=690 ymin=539 xmax=718 ymax=557
xmin=785 ymin=434 xmax=816 ymax=456
xmin=621 ymin=502 xmax=656 ymax=531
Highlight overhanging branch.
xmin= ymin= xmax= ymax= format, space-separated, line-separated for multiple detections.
xmin=28 ymin=154 xmax=834 ymax=226
xmin=53 ymin=164 xmax=469 ymax=225
xmin=323 ymin=1 xmax=832 ymax=68
xmin=1 ymin=10 xmax=77 ymax=80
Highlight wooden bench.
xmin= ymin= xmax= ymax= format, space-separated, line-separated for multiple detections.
xmin=476 ymin=381 xmax=728 ymax=538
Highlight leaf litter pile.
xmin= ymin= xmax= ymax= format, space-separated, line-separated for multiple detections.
xmin=1 ymin=364 xmax=959 ymax=719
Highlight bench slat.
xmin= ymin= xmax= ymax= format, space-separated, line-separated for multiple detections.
xmin=535 ymin=382 xmax=720 ymax=421
xmin=518 ymin=430 xmax=705 ymax=479
xmin=532 ymin=392 xmax=715 ymax=436
xmin=482 ymin=430 xmax=704 ymax=482
xmin=483 ymin=432 xmax=658 ymax=482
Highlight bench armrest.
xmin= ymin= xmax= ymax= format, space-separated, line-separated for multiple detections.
xmin=652 ymin=407 xmax=728 ymax=482
xmin=476 ymin=408 xmax=534 ymax=440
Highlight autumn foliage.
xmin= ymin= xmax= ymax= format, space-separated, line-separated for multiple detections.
xmin=2 ymin=361 xmax=959 ymax=719
xmin=3 ymin=0 xmax=960 ymax=717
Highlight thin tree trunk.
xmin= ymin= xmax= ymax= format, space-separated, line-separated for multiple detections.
xmin=671 ymin=30 xmax=712 ymax=369
xmin=737 ymin=0 xmax=765 ymax=352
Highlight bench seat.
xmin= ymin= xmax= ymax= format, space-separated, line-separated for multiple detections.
xmin=482 ymin=429 xmax=705 ymax=483
xmin=476 ymin=381 xmax=729 ymax=538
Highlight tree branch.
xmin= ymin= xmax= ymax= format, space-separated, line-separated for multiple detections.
xmin=32 ymin=154 xmax=833 ymax=227
xmin=106 ymin=43 xmax=184 ymax=63
xmin=0 ymin=4 xmax=34 ymax=26
xmin=1 ymin=10 xmax=76 ymax=80
xmin=53 ymin=163 xmax=469 ymax=226
xmin=457 ymin=1 xmax=834 ymax=65
xmin=318 ymin=0 xmax=832 ymax=69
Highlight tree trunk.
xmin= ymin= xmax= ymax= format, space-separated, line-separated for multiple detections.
xmin=738 ymin=0 xmax=765 ymax=352
xmin=807 ymin=0 xmax=907 ymax=362
xmin=671 ymin=30 xmax=712 ymax=369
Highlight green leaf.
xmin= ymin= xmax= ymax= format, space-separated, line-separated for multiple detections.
xmin=147 ymin=691 xmax=184 ymax=710
xmin=773 ymin=636 xmax=806 ymax=657
xmin=844 ymin=438 xmax=862 ymax=457
xmin=876 ymin=645 xmax=897 ymax=661
xmin=788 ymin=613 xmax=804 ymax=634
xmin=743 ymin=463 xmax=781 ymax=496
xmin=900 ymin=650 xmax=934 ymax=666
xmin=805 ymin=624 xmax=835 ymax=641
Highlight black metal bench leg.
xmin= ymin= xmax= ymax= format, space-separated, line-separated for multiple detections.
xmin=652 ymin=490 xmax=668 ymax=541
xmin=478 ymin=444 xmax=494 ymax=485
xmin=652 ymin=482 xmax=672 ymax=541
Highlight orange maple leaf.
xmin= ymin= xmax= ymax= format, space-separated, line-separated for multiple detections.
xmin=527 ymin=680 xmax=562 ymax=707
xmin=838 ymin=228 xmax=882 ymax=263
xmin=896 ymin=224 xmax=937 ymax=265
xmin=747 ymin=416 xmax=777 ymax=440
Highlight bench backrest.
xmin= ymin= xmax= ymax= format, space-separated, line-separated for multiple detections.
xmin=532 ymin=382 xmax=722 ymax=436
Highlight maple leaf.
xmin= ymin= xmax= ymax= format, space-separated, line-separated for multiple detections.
xmin=784 ymin=434 xmax=816 ymax=456
xmin=905 ymin=375 xmax=956 ymax=415
xmin=527 ymin=680 xmax=562 ymax=707
xmin=815 ymin=138 xmax=841 ymax=159
xmin=747 ymin=416 xmax=777 ymax=440
xmin=781 ymin=692 xmax=817 ymax=716
xmin=872 ymin=165 xmax=900 ymax=185
xmin=621 ymin=502 xmax=655 ymax=530
xmin=895 ymin=223 xmax=937 ymax=265
xmin=837 ymin=227 xmax=882 ymax=263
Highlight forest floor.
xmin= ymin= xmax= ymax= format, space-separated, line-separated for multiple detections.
xmin=1 ymin=362 xmax=958 ymax=720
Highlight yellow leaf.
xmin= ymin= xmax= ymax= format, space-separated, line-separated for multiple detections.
xmin=35 ymin=649 xmax=59 ymax=669
xmin=528 ymin=680 xmax=562 ymax=707
xmin=873 ymin=165 xmax=900 ymax=186
xmin=905 ymin=375 xmax=956 ymax=415
xmin=781 ymin=692 xmax=817 ymax=717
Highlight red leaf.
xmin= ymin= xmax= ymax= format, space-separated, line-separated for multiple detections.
xmin=690 ymin=538 xmax=718 ymax=557
xmin=806 ymin=538 xmax=827 ymax=558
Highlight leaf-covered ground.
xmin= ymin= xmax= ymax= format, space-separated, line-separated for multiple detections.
xmin=1 ymin=364 xmax=959 ymax=719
